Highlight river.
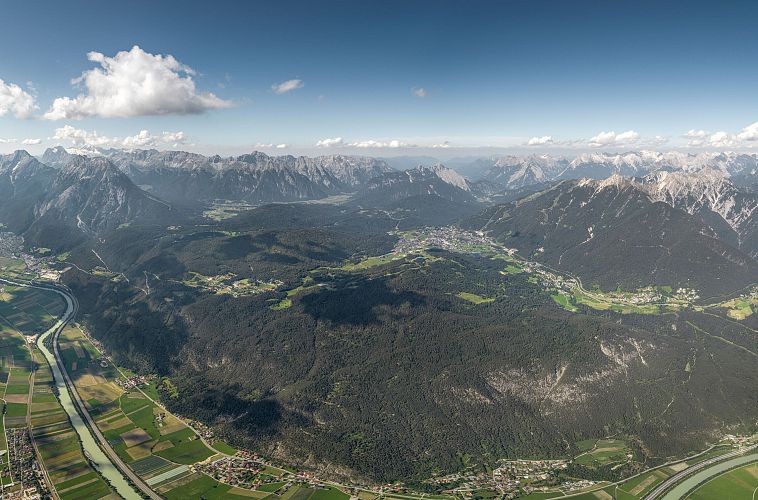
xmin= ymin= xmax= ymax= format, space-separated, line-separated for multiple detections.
xmin=34 ymin=285 xmax=143 ymax=499
xmin=660 ymin=452 xmax=758 ymax=499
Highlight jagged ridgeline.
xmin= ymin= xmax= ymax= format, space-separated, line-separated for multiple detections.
xmin=42 ymin=146 xmax=394 ymax=205
xmin=0 ymin=147 xmax=756 ymax=482
xmin=465 ymin=175 xmax=758 ymax=295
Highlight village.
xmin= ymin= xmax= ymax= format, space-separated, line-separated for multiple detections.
xmin=3 ymin=428 xmax=49 ymax=499
xmin=393 ymin=226 xmax=499 ymax=256
xmin=420 ymin=457 xmax=603 ymax=499
xmin=0 ymin=232 xmax=64 ymax=282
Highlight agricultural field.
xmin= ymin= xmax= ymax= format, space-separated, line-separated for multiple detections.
xmin=0 ymin=283 xmax=65 ymax=336
xmin=717 ymin=296 xmax=757 ymax=320
xmin=544 ymin=443 xmax=752 ymax=500
xmin=182 ymin=271 xmax=281 ymax=298
xmin=688 ymin=462 xmax=758 ymax=499
xmin=456 ymin=292 xmax=495 ymax=304
xmin=30 ymin=345 xmax=113 ymax=499
xmin=212 ymin=440 xmax=238 ymax=455
xmin=0 ymin=281 xmax=112 ymax=499
xmin=0 ymin=325 xmax=31 ymax=485
xmin=516 ymin=492 xmax=566 ymax=500
xmin=563 ymin=287 xmax=666 ymax=316
xmin=0 ymin=256 xmax=36 ymax=282
xmin=161 ymin=472 xmax=232 ymax=499
xmin=203 ymin=200 xmax=256 ymax=221
xmin=558 ymin=485 xmax=618 ymax=499
xmin=59 ymin=326 xmax=253 ymax=497
xmin=615 ymin=468 xmax=671 ymax=498
xmin=573 ymin=439 xmax=631 ymax=468
xmin=549 ymin=291 xmax=578 ymax=312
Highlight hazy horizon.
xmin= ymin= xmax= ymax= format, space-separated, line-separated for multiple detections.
xmin=2 ymin=0 xmax=758 ymax=156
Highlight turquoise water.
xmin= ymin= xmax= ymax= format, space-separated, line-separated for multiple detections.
xmin=36 ymin=290 xmax=142 ymax=499
xmin=661 ymin=453 xmax=758 ymax=499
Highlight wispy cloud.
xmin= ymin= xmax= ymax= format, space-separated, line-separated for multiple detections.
xmin=350 ymin=139 xmax=414 ymax=148
xmin=271 ymin=79 xmax=304 ymax=94
xmin=411 ymin=87 xmax=427 ymax=98
xmin=316 ymin=137 xmax=416 ymax=148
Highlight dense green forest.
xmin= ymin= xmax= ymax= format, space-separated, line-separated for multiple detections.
xmin=56 ymin=203 xmax=758 ymax=482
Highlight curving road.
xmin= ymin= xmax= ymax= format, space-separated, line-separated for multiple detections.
xmin=643 ymin=444 xmax=758 ymax=500
xmin=0 ymin=278 xmax=157 ymax=500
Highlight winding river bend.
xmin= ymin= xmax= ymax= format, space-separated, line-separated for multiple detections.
xmin=0 ymin=278 xmax=145 ymax=499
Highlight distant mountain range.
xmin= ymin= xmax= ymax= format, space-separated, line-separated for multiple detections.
xmin=470 ymin=151 xmax=758 ymax=190
xmin=1 ymin=150 xmax=173 ymax=248
xmin=4 ymin=146 xmax=758 ymax=271
xmin=42 ymin=146 xmax=393 ymax=205
xmin=39 ymin=146 xmax=758 ymax=202
xmin=468 ymin=173 xmax=758 ymax=294
xmin=643 ymin=168 xmax=758 ymax=256
xmin=349 ymin=164 xmax=484 ymax=226
xmin=357 ymin=164 xmax=473 ymax=203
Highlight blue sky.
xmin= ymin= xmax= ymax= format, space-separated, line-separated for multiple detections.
xmin=1 ymin=0 xmax=758 ymax=156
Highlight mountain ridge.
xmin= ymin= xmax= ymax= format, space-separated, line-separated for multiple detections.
xmin=467 ymin=175 xmax=758 ymax=295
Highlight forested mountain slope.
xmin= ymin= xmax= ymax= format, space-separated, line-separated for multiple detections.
xmin=468 ymin=176 xmax=758 ymax=295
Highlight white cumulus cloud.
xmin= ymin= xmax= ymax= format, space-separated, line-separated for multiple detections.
xmin=271 ymin=79 xmax=304 ymax=94
xmin=411 ymin=87 xmax=427 ymax=98
xmin=53 ymin=125 xmax=116 ymax=147
xmin=615 ymin=130 xmax=640 ymax=143
xmin=0 ymin=138 xmax=18 ymax=144
xmin=53 ymin=125 xmax=186 ymax=149
xmin=122 ymin=130 xmax=160 ymax=148
xmin=255 ymin=142 xmax=288 ymax=149
xmin=160 ymin=131 xmax=187 ymax=146
xmin=684 ymin=129 xmax=708 ymax=138
xmin=527 ymin=135 xmax=553 ymax=146
xmin=22 ymin=138 xmax=41 ymax=145
xmin=684 ymin=129 xmax=709 ymax=147
xmin=44 ymin=46 xmax=232 ymax=120
xmin=737 ymin=122 xmax=758 ymax=142
xmin=315 ymin=137 xmax=345 ymax=148
xmin=0 ymin=79 xmax=37 ymax=118
xmin=588 ymin=130 xmax=639 ymax=147
xmin=708 ymin=131 xmax=736 ymax=148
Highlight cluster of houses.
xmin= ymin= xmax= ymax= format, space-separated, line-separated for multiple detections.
xmin=195 ymin=456 xmax=267 ymax=489
xmin=115 ymin=374 xmax=152 ymax=391
xmin=392 ymin=226 xmax=494 ymax=255
xmin=3 ymin=428 xmax=50 ymax=499
xmin=0 ymin=232 xmax=23 ymax=259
